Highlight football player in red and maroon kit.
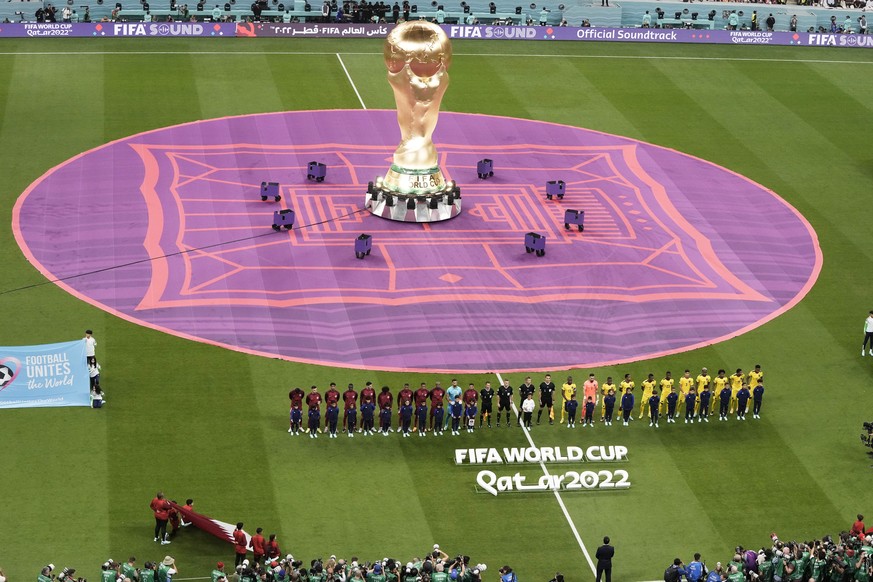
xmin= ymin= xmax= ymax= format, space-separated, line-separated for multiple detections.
xmin=413 ymin=382 xmax=430 ymax=432
xmin=288 ymin=387 xmax=304 ymax=433
xmin=397 ymin=383 xmax=414 ymax=427
xmin=360 ymin=381 xmax=376 ymax=405
xmin=289 ymin=387 xmax=305 ymax=406
xmin=377 ymin=386 xmax=393 ymax=410
xmin=324 ymin=383 xmax=340 ymax=430
xmin=463 ymin=383 xmax=479 ymax=421
xmin=305 ymin=386 xmax=322 ymax=432
xmin=305 ymin=386 xmax=322 ymax=410
xmin=342 ymin=383 xmax=358 ymax=435
xmin=377 ymin=386 xmax=393 ymax=432
xmin=429 ymin=382 xmax=445 ymax=430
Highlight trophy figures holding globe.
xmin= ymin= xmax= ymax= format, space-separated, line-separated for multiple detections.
xmin=365 ymin=21 xmax=461 ymax=223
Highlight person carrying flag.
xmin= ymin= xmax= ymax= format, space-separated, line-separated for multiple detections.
xmin=233 ymin=523 xmax=248 ymax=568
xmin=150 ymin=492 xmax=172 ymax=545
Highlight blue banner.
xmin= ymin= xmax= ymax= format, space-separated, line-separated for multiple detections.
xmin=0 ymin=340 xmax=91 ymax=408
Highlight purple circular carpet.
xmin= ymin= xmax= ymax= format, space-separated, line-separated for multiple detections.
xmin=13 ymin=111 xmax=821 ymax=372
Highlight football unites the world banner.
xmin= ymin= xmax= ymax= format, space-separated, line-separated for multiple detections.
xmin=0 ymin=339 xmax=91 ymax=408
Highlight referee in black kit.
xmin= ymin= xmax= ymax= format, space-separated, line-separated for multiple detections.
xmin=595 ymin=536 xmax=615 ymax=582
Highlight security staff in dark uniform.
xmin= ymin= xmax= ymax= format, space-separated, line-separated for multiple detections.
xmin=596 ymin=536 xmax=615 ymax=582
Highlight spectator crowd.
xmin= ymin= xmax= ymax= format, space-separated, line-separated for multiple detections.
xmin=22 ymin=519 xmax=873 ymax=582
xmin=665 ymin=521 xmax=873 ymax=582
xmin=25 ymin=546 xmax=510 ymax=582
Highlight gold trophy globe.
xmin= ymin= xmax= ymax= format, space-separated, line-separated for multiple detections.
xmin=365 ymin=20 xmax=461 ymax=223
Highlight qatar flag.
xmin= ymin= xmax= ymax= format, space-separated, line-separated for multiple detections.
xmin=170 ymin=501 xmax=251 ymax=546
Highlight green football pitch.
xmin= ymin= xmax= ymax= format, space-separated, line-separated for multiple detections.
xmin=2 ymin=37 xmax=873 ymax=582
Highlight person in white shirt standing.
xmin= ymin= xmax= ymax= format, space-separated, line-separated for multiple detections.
xmin=89 ymin=361 xmax=102 ymax=389
xmin=521 ymin=393 xmax=535 ymax=428
xmin=85 ymin=329 xmax=97 ymax=366
xmin=864 ymin=311 xmax=873 ymax=356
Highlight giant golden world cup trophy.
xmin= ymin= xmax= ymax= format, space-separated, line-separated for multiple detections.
xmin=365 ymin=21 xmax=461 ymax=223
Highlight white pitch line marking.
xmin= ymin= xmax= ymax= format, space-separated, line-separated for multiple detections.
xmin=495 ymin=371 xmax=598 ymax=577
xmin=336 ymin=52 xmax=367 ymax=110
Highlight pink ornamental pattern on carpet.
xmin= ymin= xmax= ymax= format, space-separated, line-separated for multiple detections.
xmin=13 ymin=111 xmax=821 ymax=372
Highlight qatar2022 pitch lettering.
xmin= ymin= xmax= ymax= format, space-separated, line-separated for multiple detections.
xmin=365 ymin=21 xmax=461 ymax=223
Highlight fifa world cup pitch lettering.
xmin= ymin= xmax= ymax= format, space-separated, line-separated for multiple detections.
xmin=476 ymin=468 xmax=630 ymax=496
xmin=454 ymin=445 xmax=628 ymax=464
xmin=454 ymin=446 xmax=632 ymax=496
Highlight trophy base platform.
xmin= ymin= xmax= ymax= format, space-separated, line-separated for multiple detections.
xmin=365 ymin=189 xmax=462 ymax=223
xmin=364 ymin=166 xmax=461 ymax=223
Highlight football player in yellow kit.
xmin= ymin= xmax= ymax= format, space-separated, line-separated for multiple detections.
xmin=659 ymin=371 xmax=674 ymax=414
xmin=677 ymin=369 xmax=694 ymax=417
xmin=747 ymin=365 xmax=763 ymax=414
xmin=695 ymin=367 xmax=711 ymax=415
xmin=600 ymin=376 xmax=615 ymax=422
xmin=728 ymin=368 xmax=744 ymax=414
xmin=638 ymin=373 xmax=656 ymax=419
xmin=712 ymin=369 xmax=730 ymax=414
xmin=560 ymin=375 xmax=576 ymax=424
xmin=620 ymin=373 xmax=635 ymax=421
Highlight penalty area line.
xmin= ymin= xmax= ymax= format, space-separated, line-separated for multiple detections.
xmin=336 ymin=52 xmax=367 ymax=110
xmin=495 ymin=372 xmax=597 ymax=578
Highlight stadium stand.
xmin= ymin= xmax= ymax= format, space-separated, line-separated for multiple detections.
xmin=0 ymin=0 xmax=867 ymax=36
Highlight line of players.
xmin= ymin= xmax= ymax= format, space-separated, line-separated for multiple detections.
xmin=607 ymin=365 xmax=766 ymax=429
xmin=286 ymin=365 xmax=765 ymax=437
